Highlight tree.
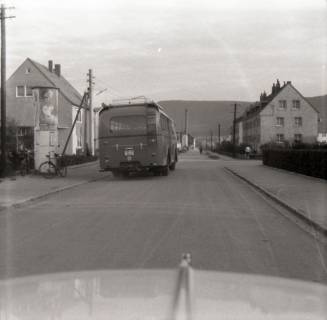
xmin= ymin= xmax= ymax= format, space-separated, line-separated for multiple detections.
xmin=0 ymin=117 xmax=18 ymax=151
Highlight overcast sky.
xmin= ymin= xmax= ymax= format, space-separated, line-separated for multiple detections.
xmin=4 ymin=0 xmax=327 ymax=105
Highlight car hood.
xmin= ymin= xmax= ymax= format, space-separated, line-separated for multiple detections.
xmin=0 ymin=269 xmax=326 ymax=320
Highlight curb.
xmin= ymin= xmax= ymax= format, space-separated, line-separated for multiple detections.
xmin=0 ymin=173 xmax=111 ymax=212
xmin=224 ymin=167 xmax=327 ymax=238
xmin=66 ymin=161 xmax=99 ymax=170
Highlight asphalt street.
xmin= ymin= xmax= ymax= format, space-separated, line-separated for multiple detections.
xmin=0 ymin=151 xmax=326 ymax=283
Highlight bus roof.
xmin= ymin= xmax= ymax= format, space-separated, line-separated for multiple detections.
xmin=99 ymin=100 xmax=173 ymax=122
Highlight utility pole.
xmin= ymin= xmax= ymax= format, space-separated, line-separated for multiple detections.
xmin=87 ymin=69 xmax=94 ymax=155
xmin=184 ymin=108 xmax=188 ymax=135
xmin=83 ymin=92 xmax=88 ymax=155
xmin=0 ymin=5 xmax=15 ymax=176
xmin=210 ymin=130 xmax=213 ymax=151
xmin=62 ymin=92 xmax=88 ymax=156
xmin=232 ymin=103 xmax=237 ymax=158
xmin=85 ymin=69 xmax=95 ymax=155
xmin=218 ymin=123 xmax=221 ymax=145
xmin=183 ymin=108 xmax=188 ymax=149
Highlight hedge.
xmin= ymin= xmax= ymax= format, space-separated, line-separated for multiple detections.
xmin=61 ymin=154 xmax=98 ymax=166
xmin=263 ymin=149 xmax=327 ymax=180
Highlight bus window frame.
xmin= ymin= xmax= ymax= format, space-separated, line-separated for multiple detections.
xmin=109 ymin=115 xmax=147 ymax=136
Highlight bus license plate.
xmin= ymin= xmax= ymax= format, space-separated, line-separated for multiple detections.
xmin=124 ymin=148 xmax=134 ymax=156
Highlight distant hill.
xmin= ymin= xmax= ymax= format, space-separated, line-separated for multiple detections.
xmin=306 ymin=95 xmax=327 ymax=132
xmin=159 ymin=95 xmax=327 ymax=137
xmin=158 ymin=100 xmax=251 ymax=137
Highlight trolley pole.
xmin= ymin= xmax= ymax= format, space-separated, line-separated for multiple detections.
xmin=0 ymin=5 xmax=15 ymax=176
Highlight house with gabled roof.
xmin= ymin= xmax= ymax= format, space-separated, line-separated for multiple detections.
xmin=235 ymin=80 xmax=319 ymax=151
xmin=306 ymin=94 xmax=327 ymax=144
xmin=6 ymin=58 xmax=87 ymax=154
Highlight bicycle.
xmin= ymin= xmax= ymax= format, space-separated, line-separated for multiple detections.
xmin=39 ymin=152 xmax=67 ymax=178
xmin=19 ymin=149 xmax=34 ymax=176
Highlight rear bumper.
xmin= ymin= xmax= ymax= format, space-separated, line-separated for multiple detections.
xmin=102 ymin=162 xmax=163 ymax=172
xmin=100 ymin=153 xmax=165 ymax=171
xmin=100 ymin=157 xmax=164 ymax=171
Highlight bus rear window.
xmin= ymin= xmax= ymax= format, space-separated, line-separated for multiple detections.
xmin=109 ymin=116 xmax=147 ymax=135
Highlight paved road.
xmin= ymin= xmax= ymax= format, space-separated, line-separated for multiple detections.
xmin=1 ymin=151 xmax=326 ymax=283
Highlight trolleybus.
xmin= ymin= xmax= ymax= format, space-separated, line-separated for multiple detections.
xmin=98 ymin=98 xmax=178 ymax=177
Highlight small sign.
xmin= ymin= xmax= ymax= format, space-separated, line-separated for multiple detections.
xmin=124 ymin=148 xmax=134 ymax=156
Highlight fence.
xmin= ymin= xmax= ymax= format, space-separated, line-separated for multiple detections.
xmin=263 ymin=149 xmax=327 ymax=180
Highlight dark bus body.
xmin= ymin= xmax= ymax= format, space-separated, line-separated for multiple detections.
xmin=98 ymin=101 xmax=178 ymax=176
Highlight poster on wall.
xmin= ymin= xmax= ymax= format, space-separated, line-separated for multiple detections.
xmin=34 ymin=87 xmax=59 ymax=131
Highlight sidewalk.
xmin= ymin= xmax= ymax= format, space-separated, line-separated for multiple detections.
xmin=205 ymin=151 xmax=220 ymax=159
xmin=225 ymin=161 xmax=327 ymax=233
xmin=205 ymin=151 xmax=239 ymax=161
xmin=0 ymin=161 xmax=111 ymax=210
xmin=206 ymin=151 xmax=239 ymax=161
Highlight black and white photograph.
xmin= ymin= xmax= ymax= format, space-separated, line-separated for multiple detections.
xmin=0 ymin=0 xmax=326 ymax=319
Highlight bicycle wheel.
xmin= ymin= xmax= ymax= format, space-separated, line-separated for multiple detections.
xmin=39 ymin=161 xmax=56 ymax=179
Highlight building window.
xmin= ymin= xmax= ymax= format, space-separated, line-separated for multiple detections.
xmin=294 ymin=134 xmax=302 ymax=142
xmin=294 ymin=117 xmax=302 ymax=127
xmin=18 ymin=127 xmax=32 ymax=136
xmin=16 ymin=85 xmax=33 ymax=97
xmin=16 ymin=86 xmax=25 ymax=97
xmin=292 ymin=100 xmax=300 ymax=109
xmin=25 ymin=68 xmax=31 ymax=74
xmin=25 ymin=86 xmax=33 ymax=96
xmin=278 ymin=100 xmax=287 ymax=110
xmin=276 ymin=134 xmax=284 ymax=142
xmin=276 ymin=117 xmax=284 ymax=127
xmin=17 ymin=127 xmax=24 ymax=136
